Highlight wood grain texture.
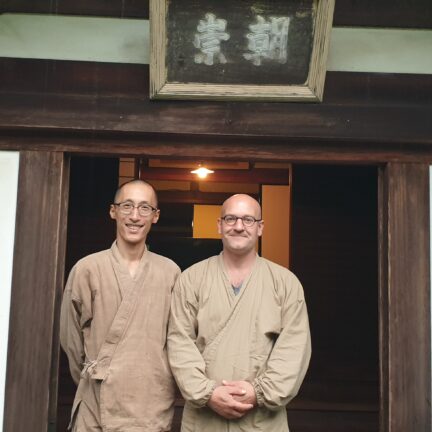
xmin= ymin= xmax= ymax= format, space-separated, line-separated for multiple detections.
xmin=2 ymin=59 xmax=431 ymax=106
xmin=3 ymin=151 xmax=69 ymax=432
xmin=1 ymin=0 xmax=430 ymax=27
xmin=0 ymin=93 xmax=426 ymax=143
xmin=378 ymin=166 xmax=390 ymax=432
xmin=0 ymin=132 xmax=432 ymax=164
xmin=0 ymin=60 xmax=431 ymax=150
xmin=379 ymin=163 xmax=431 ymax=432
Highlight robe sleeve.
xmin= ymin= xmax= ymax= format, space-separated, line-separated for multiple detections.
xmin=167 ymin=272 xmax=216 ymax=408
xmin=253 ymin=274 xmax=311 ymax=410
xmin=59 ymin=265 xmax=91 ymax=385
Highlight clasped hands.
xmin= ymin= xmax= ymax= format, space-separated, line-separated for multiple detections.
xmin=207 ymin=380 xmax=257 ymax=419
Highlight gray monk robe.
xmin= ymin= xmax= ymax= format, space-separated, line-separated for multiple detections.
xmin=60 ymin=242 xmax=180 ymax=432
xmin=168 ymin=254 xmax=311 ymax=432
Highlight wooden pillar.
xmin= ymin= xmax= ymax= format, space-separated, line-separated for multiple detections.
xmin=379 ymin=163 xmax=431 ymax=432
xmin=3 ymin=151 xmax=69 ymax=432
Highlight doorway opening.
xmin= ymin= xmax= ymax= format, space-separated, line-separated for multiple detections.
xmin=57 ymin=156 xmax=378 ymax=432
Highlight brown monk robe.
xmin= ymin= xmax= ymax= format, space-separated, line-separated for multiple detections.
xmin=60 ymin=180 xmax=180 ymax=431
xmin=168 ymin=194 xmax=311 ymax=432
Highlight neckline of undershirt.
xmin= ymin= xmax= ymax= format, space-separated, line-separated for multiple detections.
xmin=232 ymin=283 xmax=242 ymax=296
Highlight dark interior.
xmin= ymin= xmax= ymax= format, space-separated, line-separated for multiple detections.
xmin=57 ymin=156 xmax=378 ymax=432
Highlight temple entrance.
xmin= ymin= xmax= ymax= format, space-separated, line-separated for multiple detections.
xmin=57 ymin=156 xmax=378 ymax=432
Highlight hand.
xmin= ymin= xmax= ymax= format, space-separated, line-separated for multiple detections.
xmin=207 ymin=384 xmax=254 ymax=419
xmin=222 ymin=380 xmax=257 ymax=406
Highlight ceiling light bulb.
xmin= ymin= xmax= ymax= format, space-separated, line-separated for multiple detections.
xmin=191 ymin=166 xmax=214 ymax=179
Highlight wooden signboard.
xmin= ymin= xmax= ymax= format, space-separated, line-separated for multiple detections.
xmin=150 ymin=0 xmax=335 ymax=102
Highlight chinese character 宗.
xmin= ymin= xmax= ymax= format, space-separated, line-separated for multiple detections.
xmin=193 ymin=13 xmax=230 ymax=66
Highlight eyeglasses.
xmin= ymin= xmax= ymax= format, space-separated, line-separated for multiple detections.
xmin=113 ymin=201 xmax=158 ymax=216
xmin=221 ymin=215 xmax=262 ymax=227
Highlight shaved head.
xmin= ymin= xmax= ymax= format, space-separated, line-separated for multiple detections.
xmin=114 ymin=179 xmax=158 ymax=207
xmin=218 ymin=194 xmax=263 ymax=257
xmin=221 ymin=194 xmax=261 ymax=219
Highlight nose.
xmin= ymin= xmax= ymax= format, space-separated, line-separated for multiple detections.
xmin=129 ymin=207 xmax=140 ymax=218
xmin=233 ymin=218 xmax=245 ymax=230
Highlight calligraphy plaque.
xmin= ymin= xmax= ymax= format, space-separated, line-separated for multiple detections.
xmin=150 ymin=0 xmax=335 ymax=102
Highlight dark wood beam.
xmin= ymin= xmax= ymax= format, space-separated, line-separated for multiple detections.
xmin=2 ymin=59 xmax=431 ymax=106
xmin=378 ymin=163 xmax=431 ymax=432
xmin=2 ymin=0 xmax=431 ymax=27
xmin=0 ymin=132 xmax=431 ymax=164
xmin=333 ymin=0 xmax=432 ymax=28
xmin=0 ymin=60 xmax=431 ymax=149
xmin=1 ymin=0 xmax=148 ymax=18
xmin=0 ymin=90 xmax=430 ymax=147
xmin=3 ymin=151 xmax=69 ymax=432
xmin=0 ymin=59 xmax=431 ymax=160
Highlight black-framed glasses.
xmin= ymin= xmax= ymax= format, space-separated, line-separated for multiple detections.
xmin=221 ymin=215 xmax=262 ymax=227
xmin=113 ymin=201 xmax=158 ymax=216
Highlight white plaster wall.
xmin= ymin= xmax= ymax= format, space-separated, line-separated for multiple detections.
xmin=0 ymin=14 xmax=431 ymax=74
xmin=0 ymin=152 xmax=19 ymax=430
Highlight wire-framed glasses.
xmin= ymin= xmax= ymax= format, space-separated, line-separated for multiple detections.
xmin=113 ymin=201 xmax=158 ymax=216
xmin=221 ymin=215 xmax=262 ymax=227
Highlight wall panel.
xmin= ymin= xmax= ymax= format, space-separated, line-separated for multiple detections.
xmin=3 ymin=151 xmax=69 ymax=432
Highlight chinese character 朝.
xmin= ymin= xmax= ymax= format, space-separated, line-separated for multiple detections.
xmin=193 ymin=13 xmax=290 ymax=67
xmin=244 ymin=16 xmax=290 ymax=66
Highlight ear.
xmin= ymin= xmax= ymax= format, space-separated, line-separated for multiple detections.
xmin=109 ymin=205 xmax=116 ymax=220
xmin=257 ymin=220 xmax=264 ymax=237
xmin=151 ymin=209 xmax=160 ymax=224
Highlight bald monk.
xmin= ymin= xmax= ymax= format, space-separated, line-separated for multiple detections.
xmin=168 ymin=194 xmax=311 ymax=432
xmin=60 ymin=180 xmax=180 ymax=431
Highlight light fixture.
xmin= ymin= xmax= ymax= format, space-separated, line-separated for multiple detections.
xmin=191 ymin=164 xmax=214 ymax=179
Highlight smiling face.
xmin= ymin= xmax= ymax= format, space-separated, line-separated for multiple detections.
xmin=218 ymin=194 xmax=264 ymax=257
xmin=109 ymin=181 xmax=159 ymax=248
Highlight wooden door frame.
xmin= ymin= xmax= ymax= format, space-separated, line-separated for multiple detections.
xmin=3 ymin=150 xmax=70 ymax=432
xmin=2 ymin=146 xmax=431 ymax=432
xmin=378 ymin=163 xmax=431 ymax=432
